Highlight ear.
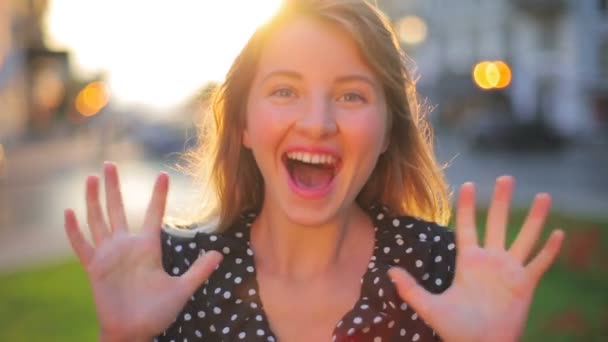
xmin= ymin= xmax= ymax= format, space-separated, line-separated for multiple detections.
xmin=242 ymin=128 xmax=251 ymax=148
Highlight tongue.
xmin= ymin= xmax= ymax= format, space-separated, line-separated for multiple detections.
xmin=292 ymin=163 xmax=334 ymax=189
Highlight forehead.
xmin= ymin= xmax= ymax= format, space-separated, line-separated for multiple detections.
xmin=255 ymin=16 xmax=377 ymax=81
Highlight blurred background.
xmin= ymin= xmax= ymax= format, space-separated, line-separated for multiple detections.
xmin=0 ymin=0 xmax=606 ymax=340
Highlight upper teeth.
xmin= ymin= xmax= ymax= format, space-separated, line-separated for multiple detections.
xmin=286 ymin=151 xmax=337 ymax=165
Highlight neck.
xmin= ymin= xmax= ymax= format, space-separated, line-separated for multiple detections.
xmin=250 ymin=202 xmax=370 ymax=282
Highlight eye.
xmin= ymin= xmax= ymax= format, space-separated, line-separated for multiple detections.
xmin=338 ymin=92 xmax=367 ymax=103
xmin=270 ymin=88 xmax=295 ymax=98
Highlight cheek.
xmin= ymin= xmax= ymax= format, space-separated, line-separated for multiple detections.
xmin=244 ymin=103 xmax=290 ymax=151
xmin=341 ymin=111 xmax=388 ymax=156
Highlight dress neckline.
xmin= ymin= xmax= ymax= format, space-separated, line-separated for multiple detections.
xmin=226 ymin=204 xmax=407 ymax=340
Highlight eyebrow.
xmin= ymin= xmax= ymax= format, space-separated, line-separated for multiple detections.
xmin=261 ymin=70 xmax=379 ymax=89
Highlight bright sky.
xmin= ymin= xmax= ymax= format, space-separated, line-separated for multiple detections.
xmin=45 ymin=0 xmax=283 ymax=109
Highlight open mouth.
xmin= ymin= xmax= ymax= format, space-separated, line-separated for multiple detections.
xmin=282 ymin=151 xmax=341 ymax=192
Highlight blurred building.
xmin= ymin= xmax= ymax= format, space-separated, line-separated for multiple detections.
xmin=379 ymin=0 xmax=608 ymax=140
xmin=0 ymin=0 xmax=71 ymax=142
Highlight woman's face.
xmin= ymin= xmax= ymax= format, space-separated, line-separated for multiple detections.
xmin=244 ymin=16 xmax=388 ymax=226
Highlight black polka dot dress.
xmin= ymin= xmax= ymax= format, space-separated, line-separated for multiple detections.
xmin=156 ymin=204 xmax=456 ymax=341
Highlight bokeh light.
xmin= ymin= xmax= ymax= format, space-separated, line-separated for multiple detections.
xmin=473 ymin=60 xmax=512 ymax=90
xmin=396 ymin=15 xmax=428 ymax=45
xmin=75 ymin=81 xmax=109 ymax=116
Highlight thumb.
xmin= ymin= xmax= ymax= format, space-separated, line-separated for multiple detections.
xmin=388 ymin=267 xmax=434 ymax=321
xmin=178 ymin=250 xmax=223 ymax=295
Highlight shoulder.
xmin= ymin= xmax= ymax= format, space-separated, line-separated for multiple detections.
xmin=368 ymin=205 xmax=456 ymax=293
xmin=160 ymin=216 xmax=250 ymax=277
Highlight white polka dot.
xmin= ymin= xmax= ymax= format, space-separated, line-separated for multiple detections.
xmin=448 ymin=242 xmax=455 ymax=250
xmin=184 ymin=313 xmax=191 ymax=321
xmin=415 ymin=260 xmax=423 ymax=267
xmin=392 ymin=219 xmax=400 ymax=227
xmin=434 ymin=235 xmax=441 ymax=242
xmin=231 ymin=314 xmax=238 ymax=321
xmin=354 ymin=316 xmax=363 ymax=324
xmin=400 ymin=303 xmax=408 ymax=311
xmin=406 ymin=223 xmax=414 ymax=228
xmin=234 ymin=276 xmax=242 ymax=284
xmin=257 ymin=329 xmax=265 ymax=336
xmin=235 ymin=258 xmax=243 ymax=264
xmin=256 ymin=314 xmax=263 ymax=321
xmin=222 ymin=246 xmax=230 ymax=254
xmin=247 ymin=266 xmax=254 ymax=272
xmin=209 ymin=235 xmax=217 ymax=242
xmin=374 ymin=337 xmax=382 ymax=342
xmin=378 ymin=288 xmax=384 ymax=297
xmin=397 ymin=239 xmax=404 ymax=246
xmin=267 ymin=337 xmax=276 ymax=342
xmin=422 ymin=273 xmax=430 ymax=280
xmin=435 ymin=278 xmax=443 ymax=286
xmin=411 ymin=312 xmax=418 ymax=320
xmin=373 ymin=276 xmax=380 ymax=284
xmin=337 ymin=320 xmax=343 ymax=327
xmin=223 ymin=291 xmax=232 ymax=299
xmin=248 ymin=288 xmax=256 ymax=296
xmin=377 ymin=213 xmax=384 ymax=220
xmin=373 ymin=316 xmax=382 ymax=324
xmin=225 ymin=272 xmax=232 ymax=279
xmin=419 ymin=233 xmax=427 ymax=241
xmin=347 ymin=328 xmax=355 ymax=335
xmin=197 ymin=310 xmax=206 ymax=318
xmin=247 ymin=248 xmax=254 ymax=256
xmin=435 ymin=255 xmax=442 ymax=262
xmin=222 ymin=327 xmax=230 ymax=334
xmin=368 ymin=262 xmax=375 ymax=269
xmin=195 ymin=330 xmax=202 ymax=337
xmin=235 ymin=232 xmax=244 ymax=238
xmin=214 ymin=287 xmax=222 ymax=294
xmin=383 ymin=247 xmax=391 ymax=254
xmin=209 ymin=324 xmax=216 ymax=332
xmin=406 ymin=247 xmax=413 ymax=253
xmin=250 ymin=302 xmax=258 ymax=308
xmin=388 ymin=320 xmax=395 ymax=328
xmin=238 ymin=332 xmax=246 ymax=339
xmin=400 ymin=328 xmax=406 ymax=336
xmin=412 ymin=333 xmax=420 ymax=341
xmin=175 ymin=245 xmax=183 ymax=252
xmin=361 ymin=304 xmax=369 ymax=310
xmin=363 ymin=326 xmax=370 ymax=333
xmin=213 ymin=307 xmax=222 ymax=314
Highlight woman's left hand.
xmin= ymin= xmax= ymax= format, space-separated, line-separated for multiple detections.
xmin=389 ymin=176 xmax=564 ymax=342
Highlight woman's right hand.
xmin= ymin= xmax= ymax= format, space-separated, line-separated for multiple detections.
xmin=64 ymin=162 xmax=223 ymax=342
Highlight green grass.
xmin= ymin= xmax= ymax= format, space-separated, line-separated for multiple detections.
xmin=0 ymin=211 xmax=606 ymax=341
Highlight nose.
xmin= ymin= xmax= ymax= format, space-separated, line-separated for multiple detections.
xmin=294 ymin=94 xmax=338 ymax=139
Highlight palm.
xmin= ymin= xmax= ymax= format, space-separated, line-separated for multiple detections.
xmin=390 ymin=176 xmax=564 ymax=342
xmin=64 ymin=163 xmax=222 ymax=341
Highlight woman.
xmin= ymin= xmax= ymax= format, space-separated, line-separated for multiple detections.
xmin=64 ymin=1 xmax=564 ymax=341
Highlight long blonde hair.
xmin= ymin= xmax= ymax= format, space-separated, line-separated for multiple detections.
xmin=181 ymin=0 xmax=451 ymax=231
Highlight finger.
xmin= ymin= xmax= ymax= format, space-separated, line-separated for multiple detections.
xmin=484 ymin=176 xmax=514 ymax=251
xmin=388 ymin=267 xmax=435 ymax=322
xmin=103 ymin=162 xmax=129 ymax=233
xmin=526 ymin=229 xmax=565 ymax=286
xmin=85 ymin=175 xmax=110 ymax=245
xmin=509 ymin=193 xmax=552 ymax=263
xmin=178 ymin=251 xmax=224 ymax=296
xmin=64 ymin=209 xmax=94 ymax=265
xmin=455 ymin=182 xmax=478 ymax=249
xmin=142 ymin=172 xmax=170 ymax=234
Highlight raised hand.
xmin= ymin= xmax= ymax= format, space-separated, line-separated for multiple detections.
xmin=389 ymin=176 xmax=564 ymax=342
xmin=64 ymin=162 xmax=223 ymax=342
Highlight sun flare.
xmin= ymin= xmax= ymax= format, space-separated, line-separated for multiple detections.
xmin=45 ymin=0 xmax=283 ymax=109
